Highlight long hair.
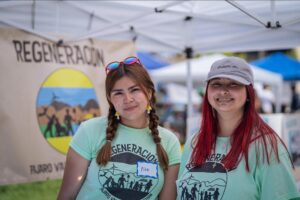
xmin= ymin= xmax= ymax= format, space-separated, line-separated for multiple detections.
xmin=191 ymin=83 xmax=291 ymax=171
xmin=96 ymin=62 xmax=169 ymax=170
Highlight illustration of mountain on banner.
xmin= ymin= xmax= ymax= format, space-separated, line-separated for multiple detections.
xmin=36 ymin=68 xmax=102 ymax=154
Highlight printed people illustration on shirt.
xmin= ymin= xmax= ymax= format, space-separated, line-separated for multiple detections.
xmin=97 ymin=144 xmax=159 ymax=200
xmin=144 ymin=180 xmax=153 ymax=193
xmin=98 ymin=167 xmax=156 ymax=199
xmin=177 ymin=154 xmax=227 ymax=200
xmin=118 ymin=174 xmax=126 ymax=188
xmin=191 ymin=184 xmax=199 ymax=199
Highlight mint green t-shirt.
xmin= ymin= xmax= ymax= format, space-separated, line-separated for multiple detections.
xmin=70 ymin=117 xmax=181 ymax=200
xmin=177 ymin=135 xmax=300 ymax=200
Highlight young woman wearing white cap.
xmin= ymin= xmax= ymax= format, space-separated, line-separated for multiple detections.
xmin=176 ymin=57 xmax=300 ymax=200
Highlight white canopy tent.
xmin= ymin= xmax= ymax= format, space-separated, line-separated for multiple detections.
xmin=0 ymin=1 xmax=299 ymax=53
xmin=0 ymin=0 xmax=299 ymax=120
xmin=163 ymin=83 xmax=202 ymax=105
xmin=151 ymin=54 xmax=284 ymax=112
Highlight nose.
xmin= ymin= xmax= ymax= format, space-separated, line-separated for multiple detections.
xmin=123 ymin=92 xmax=133 ymax=103
xmin=220 ymin=85 xmax=229 ymax=94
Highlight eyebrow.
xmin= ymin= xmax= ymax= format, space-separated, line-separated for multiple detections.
xmin=111 ymin=84 xmax=139 ymax=92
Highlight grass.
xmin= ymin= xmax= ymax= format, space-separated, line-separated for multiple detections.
xmin=0 ymin=179 xmax=62 ymax=200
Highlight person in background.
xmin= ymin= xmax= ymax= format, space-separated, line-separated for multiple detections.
xmin=176 ymin=57 xmax=300 ymax=200
xmin=254 ymin=90 xmax=263 ymax=113
xmin=57 ymin=56 xmax=181 ymax=200
xmin=291 ymin=83 xmax=300 ymax=113
xmin=260 ymin=84 xmax=275 ymax=113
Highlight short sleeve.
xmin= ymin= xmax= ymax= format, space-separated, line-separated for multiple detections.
xmin=256 ymin=144 xmax=300 ymax=200
xmin=159 ymin=127 xmax=181 ymax=166
xmin=178 ymin=135 xmax=193 ymax=177
xmin=70 ymin=121 xmax=93 ymax=161
xmin=166 ymin=135 xmax=181 ymax=166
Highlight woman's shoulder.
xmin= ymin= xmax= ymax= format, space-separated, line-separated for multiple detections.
xmin=70 ymin=116 xmax=108 ymax=157
xmin=249 ymin=132 xmax=290 ymax=163
xmin=81 ymin=116 xmax=108 ymax=129
xmin=75 ymin=116 xmax=108 ymax=138
xmin=185 ymin=133 xmax=199 ymax=148
xmin=250 ymin=132 xmax=286 ymax=149
xmin=157 ymin=126 xmax=182 ymax=144
xmin=157 ymin=126 xmax=177 ymax=138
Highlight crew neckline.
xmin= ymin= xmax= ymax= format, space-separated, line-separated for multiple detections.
xmin=216 ymin=136 xmax=231 ymax=144
xmin=118 ymin=123 xmax=150 ymax=133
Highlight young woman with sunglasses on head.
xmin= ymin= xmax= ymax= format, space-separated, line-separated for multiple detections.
xmin=57 ymin=57 xmax=181 ymax=200
xmin=176 ymin=57 xmax=300 ymax=200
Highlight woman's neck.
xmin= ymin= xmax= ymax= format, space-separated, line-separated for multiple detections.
xmin=217 ymin=111 xmax=243 ymax=137
xmin=120 ymin=117 xmax=148 ymax=129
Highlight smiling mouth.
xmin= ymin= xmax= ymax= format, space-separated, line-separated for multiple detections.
xmin=124 ymin=106 xmax=137 ymax=111
xmin=216 ymin=98 xmax=233 ymax=102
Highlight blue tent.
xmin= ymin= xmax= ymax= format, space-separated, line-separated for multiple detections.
xmin=252 ymin=52 xmax=300 ymax=80
xmin=137 ymin=52 xmax=169 ymax=70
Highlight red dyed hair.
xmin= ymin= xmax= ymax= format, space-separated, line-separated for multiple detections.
xmin=191 ymin=84 xmax=291 ymax=171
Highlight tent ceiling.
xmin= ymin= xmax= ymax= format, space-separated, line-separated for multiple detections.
xmin=0 ymin=0 xmax=300 ymax=54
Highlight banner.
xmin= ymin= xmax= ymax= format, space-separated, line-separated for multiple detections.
xmin=0 ymin=28 xmax=135 ymax=185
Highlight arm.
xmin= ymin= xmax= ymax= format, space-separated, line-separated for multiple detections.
xmin=57 ymin=148 xmax=90 ymax=200
xmin=159 ymin=164 xmax=180 ymax=200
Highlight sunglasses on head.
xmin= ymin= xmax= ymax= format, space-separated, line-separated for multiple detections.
xmin=105 ymin=56 xmax=141 ymax=74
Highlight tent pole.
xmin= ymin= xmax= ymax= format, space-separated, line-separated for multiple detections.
xmin=184 ymin=47 xmax=194 ymax=138
xmin=270 ymin=0 xmax=276 ymax=26
xmin=31 ymin=0 xmax=36 ymax=30
xmin=276 ymin=83 xmax=282 ymax=113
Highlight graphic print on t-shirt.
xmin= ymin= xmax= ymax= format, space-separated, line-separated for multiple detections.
xmin=177 ymin=153 xmax=228 ymax=200
xmin=98 ymin=144 xmax=159 ymax=200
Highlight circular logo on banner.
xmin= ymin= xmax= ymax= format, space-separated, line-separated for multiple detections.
xmin=36 ymin=68 xmax=101 ymax=154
